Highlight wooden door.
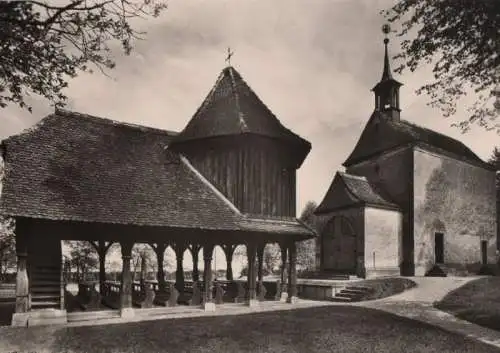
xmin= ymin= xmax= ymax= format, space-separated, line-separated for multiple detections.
xmin=481 ymin=240 xmax=488 ymax=265
xmin=321 ymin=218 xmax=336 ymax=270
xmin=435 ymin=232 xmax=444 ymax=264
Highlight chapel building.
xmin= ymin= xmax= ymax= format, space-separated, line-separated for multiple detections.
xmin=314 ymin=34 xmax=497 ymax=278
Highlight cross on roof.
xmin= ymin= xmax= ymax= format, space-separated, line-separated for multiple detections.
xmin=225 ymin=47 xmax=234 ymax=66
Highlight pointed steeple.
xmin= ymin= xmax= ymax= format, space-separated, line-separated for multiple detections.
xmin=381 ymin=37 xmax=393 ymax=81
xmin=170 ymin=65 xmax=311 ymax=167
xmin=372 ymin=24 xmax=402 ymax=121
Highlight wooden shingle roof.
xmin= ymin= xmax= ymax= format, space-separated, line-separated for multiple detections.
xmin=171 ymin=66 xmax=311 ymax=163
xmin=314 ymin=172 xmax=399 ymax=214
xmin=343 ymin=111 xmax=492 ymax=169
xmin=0 ymin=110 xmax=314 ymax=237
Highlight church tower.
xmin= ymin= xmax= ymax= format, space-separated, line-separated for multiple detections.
xmin=372 ymin=24 xmax=402 ymax=121
xmin=169 ymin=64 xmax=311 ymax=218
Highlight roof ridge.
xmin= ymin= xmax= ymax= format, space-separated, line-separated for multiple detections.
xmin=337 ymin=172 xmax=363 ymax=202
xmin=227 ymin=67 xmax=249 ymax=133
xmin=55 ymin=108 xmax=178 ymax=135
xmin=338 ymin=171 xmax=367 ymax=181
xmin=397 ymin=118 xmax=485 ymax=160
xmin=179 ymin=154 xmax=242 ymax=216
xmin=188 ymin=70 xmax=226 ymax=126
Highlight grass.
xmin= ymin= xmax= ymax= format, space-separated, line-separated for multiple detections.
xmin=354 ymin=277 xmax=417 ymax=301
xmin=435 ymin=277 xmax=500 ymax=331
xmin=0 ymin=306 xmax=499 ymax=353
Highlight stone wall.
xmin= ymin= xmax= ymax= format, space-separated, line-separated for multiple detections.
xmin=413 ymin=147 xmax=497 ymax=275
xmin=364 ymin=207 xmax=402 ymax=278
xmin=346 ymin=146 xmax=414 ymax=274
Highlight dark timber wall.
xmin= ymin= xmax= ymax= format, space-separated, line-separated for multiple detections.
xmin=176 ymin=135 xmax=298 ymax=218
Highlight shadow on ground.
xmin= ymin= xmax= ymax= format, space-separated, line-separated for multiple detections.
xmin=0 ymin=303 xmax=14 ymax=326
xmin=1 ymin=306 xmax=499 ymax=353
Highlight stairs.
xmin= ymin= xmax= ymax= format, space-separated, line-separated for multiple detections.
xmin=30 ymin=264 xmax=61 ymax=309
xmin=300 ymin=271 xmax=351 ymax=281
xmin=330 ymin=285 xmax=372 ymax=303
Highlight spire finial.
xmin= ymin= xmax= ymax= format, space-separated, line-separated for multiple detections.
xmin=381 ymin=23 xmax=393 ymax=80
xmin=225 ymin=47 xmax=234 ymax=66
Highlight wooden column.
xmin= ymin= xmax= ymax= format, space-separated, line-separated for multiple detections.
xmin=60 ymin=255 xmax=65 ymax=311
xmin=279 ymin=243 xmax=288 ymax=301
xmin=153 ymin=243 xmax=167 ymax=292
xmin=257 ymin=244 xmax=265 ymax=284
xmin=189 ymin=244 xmax=201 ymax=282
xmin=246 ymin=242 xmax=257 ymax=306
xmin=174 ymin=242 xmax=186 ymax=296
xmin=14 ymin=232 xmax=29 ymax=314
xmin=202 ymin=243 xmax=215 ymax=311
xmin=92 ymin=241 xmax=113 ymax=295
xmin=287 ymin=241 xmax=298 ymax=304
xmin=120 ymin=241 xmax=134 ymax=317
xmin=222 ymin=244 xmax=236 ymax=281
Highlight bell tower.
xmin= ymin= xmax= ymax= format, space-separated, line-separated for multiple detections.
xmin=372 ymin=24 xmax=403 ymax=121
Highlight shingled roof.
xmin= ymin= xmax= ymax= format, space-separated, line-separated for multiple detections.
xmin=171 ymin=66 xmax=311 ymax=150
xmin=0 ymin=110 xmax=314 ymax=237
xmin=343 ymin=111 xmax=492 ymax=169
xmin=315 ymin=172 xmax=399 ymax=214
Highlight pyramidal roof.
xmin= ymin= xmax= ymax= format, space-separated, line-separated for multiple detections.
xmin=172 ymin=66 xmax=310 ymax=148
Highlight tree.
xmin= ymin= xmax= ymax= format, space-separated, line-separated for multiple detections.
xmin=131 ymin=244 xmax=156 ymax=283
xmin=297 ymin=201 xmax=318 ymax=271
xmin=383 ymin=1 xmax=500 ymax=132
xmin=262 ymin=244 xmax=280 ymax=275
xmin=0 ymin=216 xmax=16 ymax=281
xmin=488 ymin=146 xmax=500 ymax=189
xmin=67 ymin=241 xmax=98 ymax=282
xmin=0 ymin=0 xmax=167 ymax=112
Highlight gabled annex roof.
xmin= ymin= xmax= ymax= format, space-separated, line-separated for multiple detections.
xmin=343 ymin=110 xmax=491 ymax=169
xmin=0 ymin=109 xmax=314 ymax=237
xmin=171 ymin=66 xmax=311 ymax=156
xmin=314 ymin=172 xmax=399 ymax=214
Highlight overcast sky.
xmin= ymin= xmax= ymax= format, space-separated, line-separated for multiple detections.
xmin=1 ymin=0 xmax=498 ymax=218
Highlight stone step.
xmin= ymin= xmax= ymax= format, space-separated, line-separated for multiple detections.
xmin=31 ymin=294 xmax=60 ymax=301
xmin=67 ymin=310 xmax=120 ymax=322
xmin=340 ymin=288 xmax=367 ymax=295
xmin=31 ymin=280 xmax=60 ymax=286
xmin=345 ymin=286 xmax=371 ymax=291
xmin=330 ymin=295 xmax=353 ymax=302
xmin=32 ymin=287 xmax=60 ymax=293
xmin=31 ymin=300 xmax=59 ymax=308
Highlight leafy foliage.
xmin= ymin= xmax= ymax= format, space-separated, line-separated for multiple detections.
xmin=66 ymin=240 xmax=98 ymax=281
xmin=488 ymin=146 xmax=500 ymax=189
xmin=0 ymin=216 xmax=16 ymax=280
xmin=0 ymin=0 xmax=167 ymax=112
xmin=297 ymin=201 xmax=319 ymax=271
xmin=383 ymin=0 xmax=500 ymax=132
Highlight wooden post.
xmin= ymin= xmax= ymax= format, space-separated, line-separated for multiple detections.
xmin=14 ymin=233 xmax=29 ymax=314
xmin=154 ymin=243 xmax=167 ymax=292
xmin=279 ymin=243 xmax=288 ymax=302
xmin=202 ymin=243 xmax=215 ymax=311
xmin=222 ymin=244 xmax=236 ymax=281
xmin=120 ymin=241 xmax=134 ymax=318
xmin=246 ymin=242 xmax=258 ymax=306
xmin=257 ymin=244 xmax=265 ymax=284
xmin=174 ymin=242 xmax=186 ymax=296
xmin=287 ymin=241 xmax=298 ymax=304
xmin=60 ymin=255 xmax=65 ymax=310
xmin=189 ymin=244 xmax=201 ymax=283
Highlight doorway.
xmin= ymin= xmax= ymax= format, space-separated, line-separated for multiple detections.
xmin=435 ymin=232 xmax=444 ymax=264
xmin=481 ymin=240 xmax=488 ymax=265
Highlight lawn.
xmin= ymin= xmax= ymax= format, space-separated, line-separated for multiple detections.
xmin=0 ymin=306 xmax=499 ymax=353
xmin=435 ymin=277 xmax=500 ymax=331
